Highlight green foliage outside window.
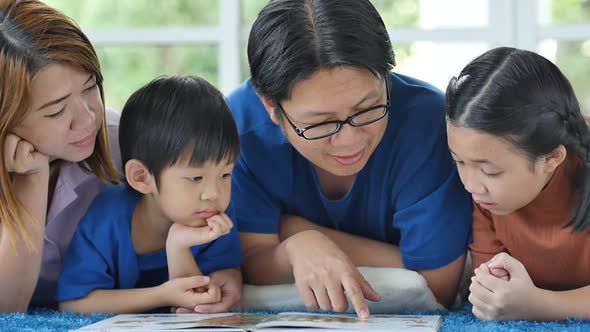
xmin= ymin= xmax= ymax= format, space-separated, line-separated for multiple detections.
xmin=40 ymin=1 xmax=590 ymax=112
xmin=44 ymin=0 xmax=221 ymax=110
xmin=550 ymin=0 xmax=590 ymax=112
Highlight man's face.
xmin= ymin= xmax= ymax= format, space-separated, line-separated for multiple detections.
xmin=262 ymin=67 xmax=389 ymax=177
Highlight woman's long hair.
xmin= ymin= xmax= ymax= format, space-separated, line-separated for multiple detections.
xmin=0 ymin=0 xmax=119 ymax=249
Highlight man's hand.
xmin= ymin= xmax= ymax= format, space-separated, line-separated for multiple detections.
xmin=285 ymin=230 xmax=381 ymax=319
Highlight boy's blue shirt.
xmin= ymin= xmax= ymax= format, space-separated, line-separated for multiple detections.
xmin=56 ymin=184 xmax=242 ymax=302
xmin=226 ymin=72 xmax=473 ymax=270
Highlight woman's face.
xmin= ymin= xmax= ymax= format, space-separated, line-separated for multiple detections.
xmin=13 ymin=63 xmax=104 ymax=162
xmin=263 ymin=67 xmax=389 ymax=177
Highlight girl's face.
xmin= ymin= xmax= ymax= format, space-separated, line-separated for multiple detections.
xmin=154 ymin=159 xmax=234 ymax=227
xmin=12 ymin=63 xmax=104 ymax=162
xmin=447 ymin=124 xmax=563 ymax=215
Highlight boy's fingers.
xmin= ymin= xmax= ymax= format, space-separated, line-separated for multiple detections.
xmin=185 ymin=275 xmax=210 ymax=289
xmin=175 ymin=307 xmax=194 ymax=313
xmin=195 ymin=292 xmax=237 ymax=314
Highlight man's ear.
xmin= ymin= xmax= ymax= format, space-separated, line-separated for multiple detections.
xmin=542 ymin=144 xmax=567 ymax=174
xmin=257 ymin=93 xmax=280 ymax=125
xmin=125 ymin=159 xmax=155 ymax=194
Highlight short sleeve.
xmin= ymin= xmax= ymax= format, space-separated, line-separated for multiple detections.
xmin=228 ymin=155 xmax=281 ymax=234
xmin=469 ymin=202 xmax=505 ymax=270
xmin=195 ymin=223 xmax=243 ymax=274
xmin=395 ymin=133 xmax=473 ymax=270
xmin=55 ymin=217 xmax=115 ymax=302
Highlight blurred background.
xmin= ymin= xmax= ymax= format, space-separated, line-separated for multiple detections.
xmin=45 ymin=0 xmax=590 ymax=113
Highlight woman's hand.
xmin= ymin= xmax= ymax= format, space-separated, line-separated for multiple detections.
xmin=4 ymin=133 xmax=49 ymax=176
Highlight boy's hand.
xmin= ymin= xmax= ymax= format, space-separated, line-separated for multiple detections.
xmin=194 ymin=268 xmax=242 ymax=313
xmin=4 ymin=133 xmax=49 ymax=175
xmin=167 ymin=213 xmax=233 ymax=249
xmin=160 ymin=276 xmax=220 ymax=310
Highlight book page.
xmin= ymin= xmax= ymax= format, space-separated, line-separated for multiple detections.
xmin=72 ymin=313 xmax=273 ymax=331
xmin=73 ymin=312 xmax=442 ymax=332
xmin=254 ymin=313 xmax=442 ymax=332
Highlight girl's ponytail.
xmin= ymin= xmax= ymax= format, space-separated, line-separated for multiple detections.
xmin=561 ymin=110 xmax=590 ymax=232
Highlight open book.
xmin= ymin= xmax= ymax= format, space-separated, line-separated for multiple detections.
xmin=72 ymin=312 xmax=442 ymax=332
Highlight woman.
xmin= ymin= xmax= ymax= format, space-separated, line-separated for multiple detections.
xmin=0 ymin=0 xmax=120 ymax=311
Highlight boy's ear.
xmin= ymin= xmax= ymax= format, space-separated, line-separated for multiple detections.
xmin=257 ymin=93 xmax=280 ymax=125
xmin=125 ymin=159 xmax=155 ymax=194
xmin=542 ymin=144 xmax=567 ymax=174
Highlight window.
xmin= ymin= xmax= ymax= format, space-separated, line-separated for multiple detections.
xmin=44 ymin=0 xmax=590 ymax=113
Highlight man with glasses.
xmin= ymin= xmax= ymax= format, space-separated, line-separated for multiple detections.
xmin=227 ymin=0 xmax=472 ymax=319
xmin=275 ymin=77 xmax=390 ymax=141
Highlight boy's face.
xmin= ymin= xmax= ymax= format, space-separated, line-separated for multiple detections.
xmin=447 ymin=124 xmax=560 ymax=215
xmin=154 ymin=159 xmax=234 ymax=226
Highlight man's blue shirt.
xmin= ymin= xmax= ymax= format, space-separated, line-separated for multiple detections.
xmin=226 ymin=72 xmax=472 ymax=270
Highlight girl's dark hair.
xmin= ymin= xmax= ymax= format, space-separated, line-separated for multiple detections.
xmin=119 ymin=76 xmax=240 ymax=185
xmin=248 ymin=0 xmax=394 ymax=107
xmin=446 ymin=46 xmax=590 ymax=232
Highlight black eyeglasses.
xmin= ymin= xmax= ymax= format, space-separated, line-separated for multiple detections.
xmin=276 ymin=78 xmax=390 ymax=140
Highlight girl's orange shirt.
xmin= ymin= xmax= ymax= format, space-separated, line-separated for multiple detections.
xmin=470 ymin=156 xmax=590 ymax=291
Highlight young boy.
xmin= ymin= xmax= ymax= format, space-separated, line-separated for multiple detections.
xmin=56 ymin=76 xmax=242 ymax=314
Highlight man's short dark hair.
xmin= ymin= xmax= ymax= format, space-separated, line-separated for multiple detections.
xmin=248 ymin=0 xmax=395 ymax=105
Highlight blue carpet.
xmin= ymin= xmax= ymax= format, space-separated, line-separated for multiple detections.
xmin=2 ymin=303 xmax=590 ymax=332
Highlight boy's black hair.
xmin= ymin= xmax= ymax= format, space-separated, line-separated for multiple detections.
xmin=446 ymin=47 xmax=590 ymax=232
xmin=119 ymin=75 xmax=240 ymax=185
xmin=248 ymin=0 xmax=395 ymax=116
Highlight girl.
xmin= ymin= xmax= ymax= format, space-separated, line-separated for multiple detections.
xmin=446 ymin=46 xmax=590 ymax=321
xmin=0 ymin=0 xmax=120 ymax=311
